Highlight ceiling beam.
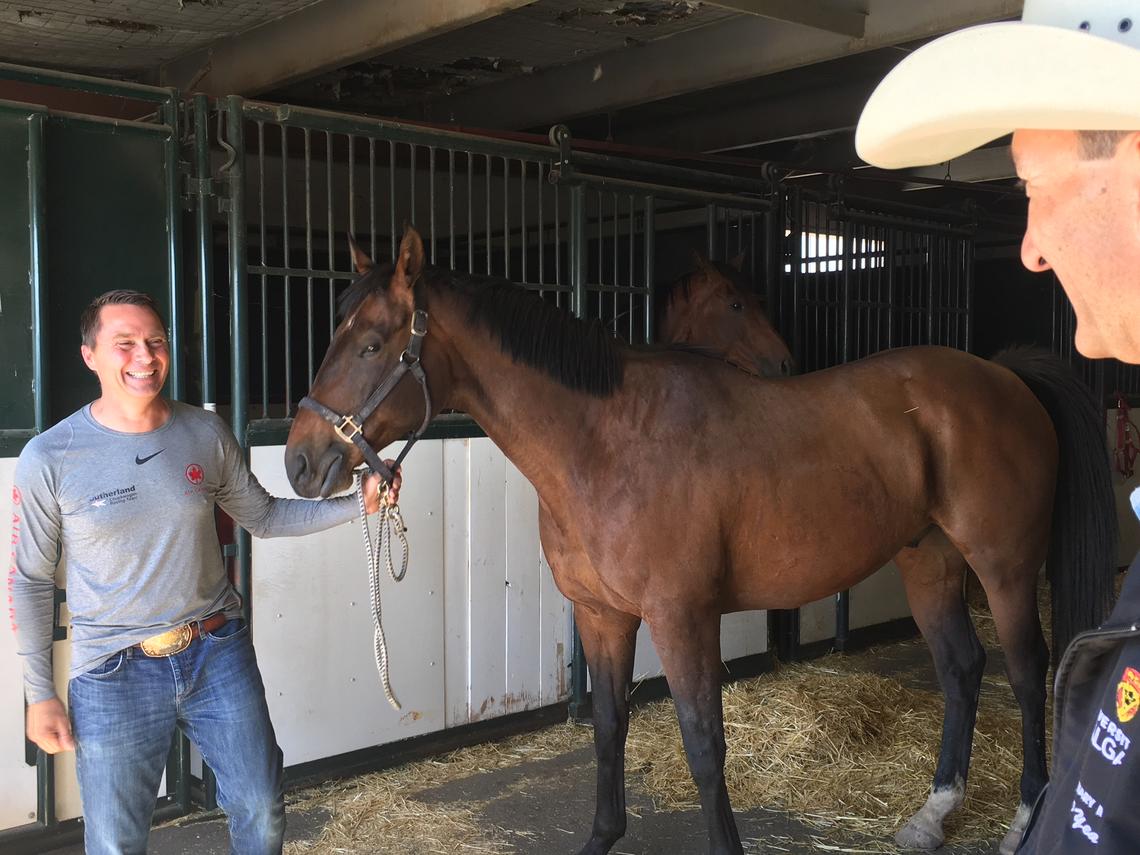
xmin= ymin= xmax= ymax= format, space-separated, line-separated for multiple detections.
xmin=900 ymin=145 xmax=1016 ymax=188
xmin=157 ymin=0 xmax=533 ymax=96
xmin=607 ymin=52 xmax=904 ymax=153
xmin=412 ymin=0 xmax=1022 ymax=131
xmin=702 ymin=0 xmax=867 ymax=38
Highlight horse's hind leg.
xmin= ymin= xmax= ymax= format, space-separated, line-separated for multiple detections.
xmin=649 ymin=610 xmax=743 ymax=855
xmin=574 ymin=602 xmax=641 ymax=855
xmin=894 ymin=538 xmax=986 ymax=850
xmin=979 ymin=563 xmax=1049 ymax=855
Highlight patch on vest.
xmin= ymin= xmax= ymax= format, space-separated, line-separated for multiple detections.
xmin=1118 ymin=666 xmax=1140 ymax=724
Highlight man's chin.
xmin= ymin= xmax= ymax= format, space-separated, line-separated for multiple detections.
xmin=1073 ymin=325 xmax=1138 ymax=364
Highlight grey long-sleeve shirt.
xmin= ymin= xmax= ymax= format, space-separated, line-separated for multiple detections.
xmin=10 ymin=401 xmax=357 ymax=704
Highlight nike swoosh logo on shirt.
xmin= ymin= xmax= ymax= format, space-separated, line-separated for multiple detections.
xmin=135 ymin=449 xmax=165 ymax=465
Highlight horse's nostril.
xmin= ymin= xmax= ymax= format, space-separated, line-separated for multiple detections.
xmin=781 ymin=360 xmax=793 ymax=377
xmin=289 ymin=449 xmax=309 ymax=482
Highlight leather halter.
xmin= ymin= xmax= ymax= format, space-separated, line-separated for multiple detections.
xmin=299 ymin=309 xmax=432 ymax=485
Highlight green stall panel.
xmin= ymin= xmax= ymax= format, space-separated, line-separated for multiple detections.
xmin=44 ymin=116 xmax=173 ymax=424
xmin=0 ymin=105 xmax=40 ymax=446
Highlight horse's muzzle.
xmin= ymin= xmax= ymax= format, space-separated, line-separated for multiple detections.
xmin=286 ymin=443 xmax=347 ymax=498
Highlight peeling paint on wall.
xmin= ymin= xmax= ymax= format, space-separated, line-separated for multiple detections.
xmin=448 ymin=56 xmax=533 ymax=75
xmin=556 ymin=1 xmax=701 ymax=28
xmin=85 ymin=17 xmax=162 ymax=35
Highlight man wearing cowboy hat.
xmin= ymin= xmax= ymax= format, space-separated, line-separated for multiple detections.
xmin=857 ymin=1 xmax=1140 ymax=852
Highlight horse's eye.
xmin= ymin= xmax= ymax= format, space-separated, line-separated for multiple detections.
xmin=730 ymin=302 xmax=743 ymax=312
xmin=362 ymin=343 xmax=380 ymax=355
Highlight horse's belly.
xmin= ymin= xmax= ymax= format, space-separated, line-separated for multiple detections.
xmin=722 ymin=508 xmax=924 ymax=611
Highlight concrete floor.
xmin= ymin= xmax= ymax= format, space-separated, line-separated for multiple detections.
xmin=45 ymin=638 xmax=1010 ymax=855
xmin=48 ymin=754 xmax=1001 ymax=855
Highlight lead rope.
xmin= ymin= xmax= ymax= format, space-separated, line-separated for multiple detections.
xmin=353 ymin=469 xmax=409 ymax=710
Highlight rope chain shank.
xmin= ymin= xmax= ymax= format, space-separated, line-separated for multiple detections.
xmin=354 ymin=469 xmax=409 ymax=711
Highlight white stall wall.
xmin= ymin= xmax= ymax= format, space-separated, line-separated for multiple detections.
xmin=250 ymin=437 xmax=570 ymax=767
xmin=3 ymin=458 xmax=86 ymax=828
xmin=799 ymin=562 xmax=909 ymax=646
xmin=1 ymin=458 xmax=38 ymax=831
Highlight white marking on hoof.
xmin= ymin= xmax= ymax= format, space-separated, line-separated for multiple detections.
xmin=895 ymin=781 xmax=965 ymax=850
xmin=999 ymin=802 xmax=1033 ymax=855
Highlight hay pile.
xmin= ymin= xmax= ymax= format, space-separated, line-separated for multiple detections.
xmin=284 ymin=643 xmax=1028 ymax=853
xmin=624 ymin=658 xmax=1025 ymax=845
xmin=283 ymin=725 xmax=593 ymax=854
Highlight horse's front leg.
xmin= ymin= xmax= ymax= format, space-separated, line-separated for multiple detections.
xmin=650 ymin=611 xmax=743 ymax=855
xmin=575 ymin=602 xmax=641 ymax=855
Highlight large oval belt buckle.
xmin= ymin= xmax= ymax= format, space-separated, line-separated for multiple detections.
xmin=140 ymin=624 xmax=193 ymax=657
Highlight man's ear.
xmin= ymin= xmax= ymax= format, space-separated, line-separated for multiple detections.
xmin=81 ymin=344 xmax=96 ymax=372
xmin=394 ymin=226 xmax=425 ymax=292
xmin=347 ymin=233 xmax=374 ymax=274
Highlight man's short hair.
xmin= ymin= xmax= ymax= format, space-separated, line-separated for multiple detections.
xmin=80 ymin=290 xmax=165 ymax=348
xmin=1078 ymin=130 xmax=1131 ymax=160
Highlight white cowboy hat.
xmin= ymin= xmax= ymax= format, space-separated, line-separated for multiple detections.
xmin=855 ymin=0 xmax=1140 ymax=169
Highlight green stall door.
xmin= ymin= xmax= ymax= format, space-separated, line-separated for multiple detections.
xmin=45 ymin=116 xmax=173 ymax=423
xmin=0 ymin=103 xmax=43 ymax=454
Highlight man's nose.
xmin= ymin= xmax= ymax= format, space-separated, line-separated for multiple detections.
xmin=1020 ymin=230 xmax=1051 ymax=273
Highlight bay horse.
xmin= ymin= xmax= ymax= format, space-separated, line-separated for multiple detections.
xmin=284 ymin=227 xmax=1117 ymax=855
xmin=654 ymin=251 xmax=795 ymax=380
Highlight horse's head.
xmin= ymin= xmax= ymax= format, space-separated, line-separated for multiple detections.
xmin=285 ymin=227 xmax=444 ymax=498
xmin=658 ymin=251 xmax=795 ymax=378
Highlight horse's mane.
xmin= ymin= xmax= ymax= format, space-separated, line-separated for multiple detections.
xmin=339 ymin=263 xmax=624 ymax=397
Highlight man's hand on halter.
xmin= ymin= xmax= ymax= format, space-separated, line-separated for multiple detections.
xmin=27 ymin=697 xmax=76 ymax=754
xmin=362 ymin=461 xmax=402 ymax=514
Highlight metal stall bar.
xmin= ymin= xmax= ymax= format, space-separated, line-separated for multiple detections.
xmin=28 ymin=109 xmax=48 ymax=435
xmin=0 ymin=61 xmax=174 ymax=103
xmin=162 ymin=98 xmax=184 ymax=401
xmin=192 ymin=95 xmax=216 ymax=410
xmin=835 ymin=216 xmax=854 ymax=653
xmin=223 ymin=96 xmax=251 ymax=623
xmin=644 ymin=195 xmax=655 ymax=344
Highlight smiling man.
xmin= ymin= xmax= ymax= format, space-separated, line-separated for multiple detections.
xmin=856 ymin=1 xmax=1140 ymax=852
xmin=11 ymin=290 xmax=393 ymax=854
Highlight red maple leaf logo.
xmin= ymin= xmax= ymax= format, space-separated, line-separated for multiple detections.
xmin=11 ymin=486 xmax=20 ymax=506
xmin=185 ymin=464 xmax=205 ymax=485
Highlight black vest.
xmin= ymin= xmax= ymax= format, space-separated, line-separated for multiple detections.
xmin=1018 ymin=556 xmax=1140 ymax=853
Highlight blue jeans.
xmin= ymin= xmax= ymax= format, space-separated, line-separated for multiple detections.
xmin=68 ymin=619 xmax=285 ymax=855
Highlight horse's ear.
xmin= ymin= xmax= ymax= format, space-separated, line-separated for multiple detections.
xmin=728 ymin=251 xmax=746 ymax=272
xmin=690 ymin=248 xmax=710 ymax=270
xmin=394 ymin=226 xmax=425 ymax=292
xmin=347 ymin=233 xmax=374 ymax=274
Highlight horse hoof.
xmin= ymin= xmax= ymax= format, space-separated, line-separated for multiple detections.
xmin=998 ymin=803 xmax=1033 ymax=855
xmin=894 ymin=816 xmax=945 ymax=850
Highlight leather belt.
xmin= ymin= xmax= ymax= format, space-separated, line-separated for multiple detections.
xmin=137 ymin=613 xmax=227 ymax=657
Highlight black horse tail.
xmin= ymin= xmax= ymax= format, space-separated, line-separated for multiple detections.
xmin=991 ymin=347 xmax=1118 ymax=664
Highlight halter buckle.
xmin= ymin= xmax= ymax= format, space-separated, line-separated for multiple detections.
xmin=409 ymin=309 xmax=428 ymax=338
xmin=334 ymin=414 xmax=364 ymax=444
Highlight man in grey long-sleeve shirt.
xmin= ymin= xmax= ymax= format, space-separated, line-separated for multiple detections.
xmin=10 ymin=289 xmax=394 ymax=854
